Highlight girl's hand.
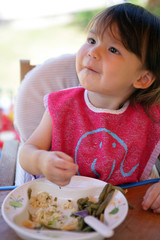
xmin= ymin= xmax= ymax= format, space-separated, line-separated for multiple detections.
xmin=39 ymin=151 xmax=78 ymax=186
xmin=142 ymin=181 xmax=160 ymax=213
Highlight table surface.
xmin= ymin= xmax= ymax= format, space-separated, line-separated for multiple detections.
xmin=1 ymin=184 xmax=160 ymax=240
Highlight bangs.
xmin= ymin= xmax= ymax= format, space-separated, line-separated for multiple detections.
xmin=87 ymin=4 xmax=147 ymax=60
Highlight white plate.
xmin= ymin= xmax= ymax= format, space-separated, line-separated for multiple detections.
xmin=2 ymin=176 xmax=128 ymax=240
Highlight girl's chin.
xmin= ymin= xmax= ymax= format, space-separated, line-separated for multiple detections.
xmin=78 ymin=77 xmax=100 ymax=90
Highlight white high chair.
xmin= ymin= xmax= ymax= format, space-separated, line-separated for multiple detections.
xmin=0 ymin=54 xmax=79 ymax=186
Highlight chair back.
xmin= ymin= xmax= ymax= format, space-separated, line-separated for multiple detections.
xmin=14 ymin=54 xmax=78 ymax=143
xmin=20 ymin=60 xmax=36 ymax=81
xmin=14 ymin=54 xmax=79 ymax=185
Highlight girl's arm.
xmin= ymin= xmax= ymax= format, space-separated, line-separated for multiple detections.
xmin=19 ymin=111 xmax=78 ymax=186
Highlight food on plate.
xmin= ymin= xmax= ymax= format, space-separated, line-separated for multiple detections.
xmin=22 ymin=183 xmax=127 ymax=232
xmin=23 ymin=191 xmax=78 ymax=230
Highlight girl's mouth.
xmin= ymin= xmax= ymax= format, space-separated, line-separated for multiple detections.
xmin=85 ymin=65 xmax=98 ymax=73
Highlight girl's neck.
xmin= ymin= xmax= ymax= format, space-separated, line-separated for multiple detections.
xmin=87 ymin=91 xmax=128 ymax=110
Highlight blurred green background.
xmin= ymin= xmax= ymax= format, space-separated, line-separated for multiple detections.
xmin=0 ymin=0 xmax=159 ymax=103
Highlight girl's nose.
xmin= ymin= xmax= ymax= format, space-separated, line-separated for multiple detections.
xmin=87 ymin=46 xmax=101 ymax=60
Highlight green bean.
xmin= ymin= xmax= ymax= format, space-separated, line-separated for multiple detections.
xmin=98 ymin=183 xmax=113 ymax=204
xmin=77 ymin=203 xmax=83 ymax=211
xmin=112 ymin=185 xmax=126 ymax=195
xmin=82 ymin=226 xmax=93 ymax=232
xmin=92 ymin=209 xmax=97 ymax=217
xmin=103 ymin=183 xmax=113 ymax=199
xmin=86 ymin=206 xmax=92 ymax=215
xmin=90 ymin=203 xmax=99 ymax=209
xmin=77 ymin=218 xmax=85 ymax=231
xmin=28 ymin=211 xmax=33 ymax=221
xmin=98 ymin=184 xmax=108 ymax=204
xmin=84 ymin=201 xmax=93 ymax=208
xmin=96 ymin=189 xmax=115 ymax=217
xmin=27 ymin=188 xmax=32 ymax=199
xmin=112 ymin=186 xmax=134 ymax=209
xmin=128 ymin=201 xmax=134 ymax=209
xmin=77 ymin=197 xmax=89 ymax=206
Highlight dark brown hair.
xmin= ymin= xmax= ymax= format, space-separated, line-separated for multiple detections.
xmin=88 ymin=3 xmax=160 ymax=110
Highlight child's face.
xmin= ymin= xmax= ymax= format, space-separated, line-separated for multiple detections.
xmin=76 ymin=23 xmax=145 ymax=99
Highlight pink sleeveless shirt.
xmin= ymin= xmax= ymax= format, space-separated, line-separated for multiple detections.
xmin=44 ymin=87 xmax=160 ymax=185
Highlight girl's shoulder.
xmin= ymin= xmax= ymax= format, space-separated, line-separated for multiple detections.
xmin=128 ymin=102 xmax=160 ymax=124
xmin=148 ymin=104 xmax=160 ymax=122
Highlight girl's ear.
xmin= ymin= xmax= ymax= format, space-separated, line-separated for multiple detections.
xmin=133 ymin=71 xmax=155 ymax=89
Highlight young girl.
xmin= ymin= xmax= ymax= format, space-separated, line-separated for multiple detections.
xmin=19 ymin=3 xmax=160 ymax=213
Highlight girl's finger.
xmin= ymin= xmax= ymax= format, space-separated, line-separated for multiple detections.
xmin=143 ymin=184 xmax=157 ymax=200
xmin=47 ymin=167 xmax=76 ymax=186
xmin=56 ymin=151 xmax=74 ymax=161
xmin=153 ymin=207 xmax=160 ymax=214
xmin=150 ymin=194 xmax=160 ymax=210
xmin=142 ymin=182 xmax=160 ymax=210
xmin=51 ymin=152 xmax=78 ymax=171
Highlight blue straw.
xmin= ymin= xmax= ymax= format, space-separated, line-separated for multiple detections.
xmin=0 ymin=185 xmax=18 ymax=190
xmin=119 ymin=178 xmax=160 ymax=189
xmin=0 ymin=178 xmax=159 ymax=191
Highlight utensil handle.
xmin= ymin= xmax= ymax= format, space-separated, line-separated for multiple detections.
xmin=84 ymin=215 xmax=114 ymax=238
xmin=0 ymin=185 xmax=18 ymax=190
xmin=119 ymin=178 xmax=160 ymax=188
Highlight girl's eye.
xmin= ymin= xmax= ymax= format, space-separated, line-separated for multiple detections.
xmin=88 ymin=38 xmax=96 ymax=44
xmin=109 ymin=47 xmax=120 ymax=54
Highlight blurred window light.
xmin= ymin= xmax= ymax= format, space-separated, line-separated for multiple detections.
xmin=0 ymin=0 xmax=109 ymax=20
